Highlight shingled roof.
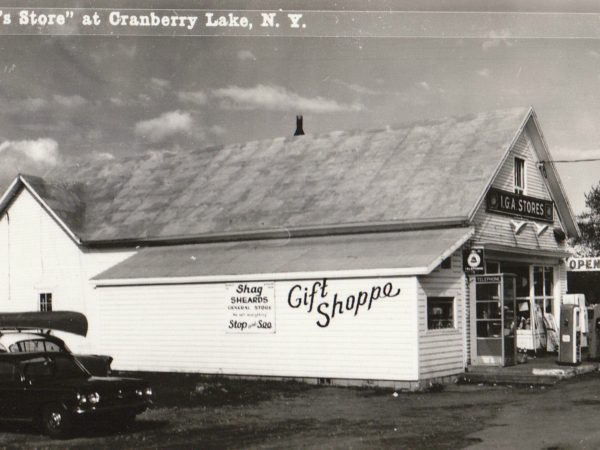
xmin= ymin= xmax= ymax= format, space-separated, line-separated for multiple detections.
xmin=2 ymin=107 xmax=561 ymax=243
xmin=93 ymin=227 xmax=475 ymax=282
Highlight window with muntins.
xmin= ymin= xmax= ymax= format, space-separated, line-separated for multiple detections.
xmin=514 ymin=157 xmax=525 ymax=195
xmin=39 ymin=293 xmax=52 ymax=312
xmin=427 ymin=296 xmax=455 ymax=330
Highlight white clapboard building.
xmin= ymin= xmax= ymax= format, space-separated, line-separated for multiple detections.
xmin=0 ymin=107 xmax=580 ymax=388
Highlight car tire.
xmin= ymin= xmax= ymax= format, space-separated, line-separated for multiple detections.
xmin=41 ymin=403 xmax=72 ymax=439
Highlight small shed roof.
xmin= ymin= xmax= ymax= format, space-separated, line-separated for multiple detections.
xmin=93 ymin=227 xmax=474 ymax=284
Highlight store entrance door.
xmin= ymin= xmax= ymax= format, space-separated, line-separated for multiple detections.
xmin=472 ymin=274 xmax=517 ymax=366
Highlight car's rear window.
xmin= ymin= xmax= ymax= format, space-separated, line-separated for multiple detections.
xmin=9 ymin=340 xmax=64 ymax=353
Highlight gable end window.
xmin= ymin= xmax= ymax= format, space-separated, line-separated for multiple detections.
xmin=514 ymin=157 xmax=525 ymax=195
xmin=427 ymin=296 xmax=455 ymax=330
xmin=39 ymin=293 xmax=52 ymax=312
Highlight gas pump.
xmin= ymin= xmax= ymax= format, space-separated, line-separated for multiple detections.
xmin=587 ymin=305 xmax=600 ymax=360
xmin=563 ymin=294 xmax=588 ymax=348
xmin=558 ymin=304 xmax=582 ymax=365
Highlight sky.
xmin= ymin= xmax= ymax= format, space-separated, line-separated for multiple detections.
xmin=2 ymin=1 xmax=600 ymax=214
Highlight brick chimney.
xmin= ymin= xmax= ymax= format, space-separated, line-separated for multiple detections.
xmin=294 ymin=115 xmax=304 ymax=136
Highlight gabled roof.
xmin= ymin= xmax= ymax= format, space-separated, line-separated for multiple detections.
xmin=93 ymin=227 xmax=475 ymax=283
xmin=523 ymin=110 xmax=580 ymax=238
xmin=0 ymin=107 xmax=579 ymax=244
xmin=19 ymin=175 xmax=86 ymax=236
xmin=0 ymin=174 xmax=85 ymax=244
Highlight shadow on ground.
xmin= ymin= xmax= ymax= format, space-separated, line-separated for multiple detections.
xmin=115 ymin=371 xmax=314 ymax=408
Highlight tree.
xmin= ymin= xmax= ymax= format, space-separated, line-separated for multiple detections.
xmin=573 ymin=182 xmax=600 ymax=256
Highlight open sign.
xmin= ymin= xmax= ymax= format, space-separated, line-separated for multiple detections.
xmin=566 ymin=257 xmax=600 ymax=272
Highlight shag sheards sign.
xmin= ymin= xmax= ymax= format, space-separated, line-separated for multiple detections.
xmin=226 ymin=282 xmax=275 ymax=333
xmin=486 ymin=187 xmax=554 ymax=223
xmin=287 ymin=279 xmax=403 ymax=327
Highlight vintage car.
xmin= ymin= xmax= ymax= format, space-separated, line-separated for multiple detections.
xmin=0 ymin=352 xmax=152 ymax=438
xmin=0 ymin=311 xmax=112 ymax=376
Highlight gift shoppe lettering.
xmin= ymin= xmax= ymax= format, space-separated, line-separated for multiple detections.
xmin=287 ymin=279 xmax=401 ymax=327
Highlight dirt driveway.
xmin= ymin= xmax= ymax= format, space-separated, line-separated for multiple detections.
xmin=1 ymin=372 xmax=600 ymax=449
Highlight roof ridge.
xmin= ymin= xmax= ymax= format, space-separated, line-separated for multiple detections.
xmin=51 ymin=106 xmax=533 ymax=174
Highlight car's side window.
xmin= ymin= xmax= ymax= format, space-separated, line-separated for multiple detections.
xmin=0 ymin=362 xmax=19 ymax=384
xmin=44 ymin=341 xmax=63 ymax=352
xmin=0 ymin=344 xmax=7 ymax=353
xmin=20 ymin=340 xmax=46 ymax=353
xmin=21 ymin=357 xmax=53 ymax=381
xmin=9 ymin=340 xmax=48 ymax=353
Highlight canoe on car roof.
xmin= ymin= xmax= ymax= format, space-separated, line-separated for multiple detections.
xmin=0 ymin=311 xmax=88 ymax=337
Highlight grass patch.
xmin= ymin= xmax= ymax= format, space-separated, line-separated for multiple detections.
xmin=113 ymin=371 xmax=313 ymax=408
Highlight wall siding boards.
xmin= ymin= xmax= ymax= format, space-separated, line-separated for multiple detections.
xmin=417 ymin=250 xmax=465 ymax=379
xmin=0 ymin=189 xmax=83 ymax=312
xmin=0 ymin=219 xmax=8 ymax=305
xmin=95 ymin=277 xmax=421 ymax=381
xmin=472 ymin=131 xmax=567 ymax=253
xmin=0 ymin=189 xmax=134 ymax=352
xmin=463 ymin=269 xmax=471 ymax=364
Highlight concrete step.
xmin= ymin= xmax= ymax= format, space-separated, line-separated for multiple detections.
xmin=460 ymin=361 xmax=600 ymax=386
xmin=459 ymin=372 xmax=559 ymax=386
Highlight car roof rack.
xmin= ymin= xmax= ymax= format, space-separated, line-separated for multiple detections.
xmin=0 ymin=328 xmax=53 ymax=336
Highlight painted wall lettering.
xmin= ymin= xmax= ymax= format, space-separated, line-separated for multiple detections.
xmin=287 ymin=278 xmax=401 ymax=327
xmin=226 ymin=282 xmax=275 ymax=333
xmin=287 ymin=279 xmax=329 ymax=312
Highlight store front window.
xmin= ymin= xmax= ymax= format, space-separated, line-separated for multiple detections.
xmin=501 ymin=263 xmax=530 ymax=317
xmin=534 ymin=266 xmax=554 ymax=314
xmin=482 ymin=261 xmax=557 ymax=352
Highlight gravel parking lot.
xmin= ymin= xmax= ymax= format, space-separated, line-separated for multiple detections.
xmin=2 ymin=371 xmax=600 ymax=449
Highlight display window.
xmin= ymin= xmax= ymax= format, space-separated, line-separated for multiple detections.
xmin=480 ymin=261 xmax=557 ymax=352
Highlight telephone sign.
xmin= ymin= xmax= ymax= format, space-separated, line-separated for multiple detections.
xmin=463 ymin=247 xmax=485 ymax=275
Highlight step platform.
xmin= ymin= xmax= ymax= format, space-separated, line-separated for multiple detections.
xmin=460 ymin=355 xmax=600 ymax=386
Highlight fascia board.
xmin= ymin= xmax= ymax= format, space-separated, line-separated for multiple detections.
xmin=92 ymin=267 xmax=430 ymax=286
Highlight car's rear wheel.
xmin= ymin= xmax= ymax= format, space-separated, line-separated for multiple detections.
xmin=41 ymin=404 xmax=72 ymax=439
